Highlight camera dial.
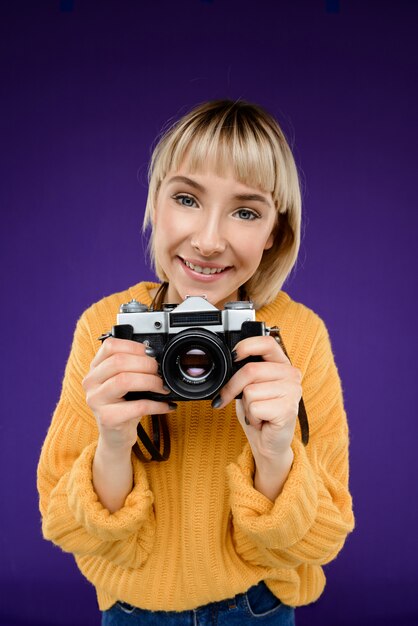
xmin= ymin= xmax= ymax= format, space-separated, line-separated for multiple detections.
xmin=224 ymin=301 xmax=254 ymax=310
xmin=119 ymin=300 xmax=148 ymax=313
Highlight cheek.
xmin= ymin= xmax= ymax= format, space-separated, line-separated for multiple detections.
xmin=233 ymin=232 xmax=269 ymax=263
xmin=153 ymin=213 xmax=189 ymax=252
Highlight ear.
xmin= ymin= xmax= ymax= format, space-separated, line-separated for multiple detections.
xmin=264 ymin=212 xmax=280 ymax=251
xmin=264 ymin=230 xmax=274 ymax=251
xmin=151 ymin=199 xmax=159 ymax=226
xmin=151 ymin=190 xmax=160 ymax=226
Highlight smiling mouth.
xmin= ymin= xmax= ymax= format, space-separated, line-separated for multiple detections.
xmin=180 ymin=257 xmax=230 ymax=275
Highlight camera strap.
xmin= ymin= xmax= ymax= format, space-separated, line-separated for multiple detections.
xmin=133 ymin=414 xmax=171 ymax=462
xmin=297 ymin=399 xmax=309 ymax=445
xmin=267 ymin=326 xmax=310 ymax=446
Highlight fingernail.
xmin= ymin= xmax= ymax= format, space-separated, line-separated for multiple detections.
xmin=211 ymin=394 xmax=223 ymax=409
xmin=231 ymin=350 xmax=238 ymax=361
xmin=168 ymin=402 xmax=178 ymax=410
xmin=145 ymin=347 xmax=156 ymax=357
xmin=244 ymin=416 xmax=250 ymax=426
xmin=162 ymin=383 xmax=170 ymax=391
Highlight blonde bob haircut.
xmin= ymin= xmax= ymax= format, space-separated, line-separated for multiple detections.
xmin=143 ymin=99 xmax=301 ymax=308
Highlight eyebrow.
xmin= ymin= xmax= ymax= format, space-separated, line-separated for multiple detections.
xmin=166 ymin=175 xmax=272 ymax=207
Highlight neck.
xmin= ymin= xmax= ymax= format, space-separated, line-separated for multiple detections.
xmin=150 ymin=282 xmax=248 ymax=311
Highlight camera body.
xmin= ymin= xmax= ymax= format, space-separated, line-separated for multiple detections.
xmin=107 ymin=295 xmax=266 ymax=402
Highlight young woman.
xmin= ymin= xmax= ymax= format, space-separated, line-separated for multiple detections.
xmin=37 ymin=100 xmax=354 ymax=625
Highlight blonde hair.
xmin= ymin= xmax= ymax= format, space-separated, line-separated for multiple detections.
xmin=143 ymin=99 xmax=301 ymax=308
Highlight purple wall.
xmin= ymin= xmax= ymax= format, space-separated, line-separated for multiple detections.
xmin=1 ymin=1 xmax=417 ymax=624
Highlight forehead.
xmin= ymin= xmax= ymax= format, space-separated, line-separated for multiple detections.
xmin=166 ymin=152 xmax=275 ymax=197
xmin=159 ymin=127 xmax=278 ymax=196
xmin=163 ymin=164 xmax=273 ymax=199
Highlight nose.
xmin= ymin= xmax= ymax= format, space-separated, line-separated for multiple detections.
xmin=190 ymin=214 xmax=226 ymax=256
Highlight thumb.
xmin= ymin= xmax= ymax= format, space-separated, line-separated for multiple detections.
xmin=235 ymin=398 xmax=246 ymax=428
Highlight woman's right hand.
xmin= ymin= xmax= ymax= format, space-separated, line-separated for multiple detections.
xmin=82 ymin=337 xmax=173 ymax=453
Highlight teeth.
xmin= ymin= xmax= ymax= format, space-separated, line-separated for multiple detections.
xmin=183 ymin=259 xmax=225 ymax=274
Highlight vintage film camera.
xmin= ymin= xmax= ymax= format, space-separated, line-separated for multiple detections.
xmin=104 ymin=295 xmax=266 ymax=402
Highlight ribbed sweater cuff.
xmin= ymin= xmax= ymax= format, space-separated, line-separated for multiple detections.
xmin=67 ymin=442 xmax=154 ymax=541
xmin=227 ymin=439 xmax=318 ymax=550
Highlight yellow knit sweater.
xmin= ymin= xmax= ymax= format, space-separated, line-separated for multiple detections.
xmin=37 ymin=282 xmax=354 ymax=611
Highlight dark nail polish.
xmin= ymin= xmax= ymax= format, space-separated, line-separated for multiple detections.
xmin=211 ymin=394 xmax=222 ymax=409
xmin=231 ymin=350 xmax=238 ymax=361
xmin=145 ymin=347 xmax=156 ymax=357
xmin=244 ymin=416 xmax=250 ymax=426
xmin=162 ymin=383 xmax=170 ymax=391
xmin=168 ymin=402 xmax=178 ymax=410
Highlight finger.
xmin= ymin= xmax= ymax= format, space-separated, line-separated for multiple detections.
xmin=88 ymin=372 xmax=167 ymax=405
xmin=97 ymin=398 xmax=177 ymax=428
xmin=91 ymin=337 xmax=150 ymax=368
xmin=233 ymin=335 xmax=290 ymax=365
xmin=240 ymin=381 xmax=298 ymax=410
xmin=245 ymin=398 xmax=300 ymax=427
xmin=235 ymin=398 xmax=256 ymax=430
xmin=215 ymin=362 xmax=299 ymax=409
xmin=235 ymin=397 xmax=263 ymax=431
xmin=85 ymin=353 xmax=160 ymax=388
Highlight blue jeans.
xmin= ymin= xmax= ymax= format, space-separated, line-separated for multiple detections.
xmin=101 ymin=581 xmax=295 ymax=625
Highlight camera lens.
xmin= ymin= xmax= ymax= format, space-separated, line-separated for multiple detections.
xmin=177 ymin=348 xmax=214 ymax=381
xmin=161 ymin=329 xmax=232 ymax=400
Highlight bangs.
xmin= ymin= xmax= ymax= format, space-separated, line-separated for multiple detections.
xmin=150 ymin=103 xmax=286 ymax=209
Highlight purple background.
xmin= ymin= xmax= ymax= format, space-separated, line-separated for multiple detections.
xmin=1 ymin=1 xmax=417 ymax=625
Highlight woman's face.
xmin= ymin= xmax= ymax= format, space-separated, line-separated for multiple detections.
xmin=152 ymin=163 xmax=277 ymax=309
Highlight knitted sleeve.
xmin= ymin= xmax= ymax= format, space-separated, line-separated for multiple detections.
xmin=37 ymin=310 xmax=156 ymax=569
xmin=226 ymin=317 xmax=354 ymax=571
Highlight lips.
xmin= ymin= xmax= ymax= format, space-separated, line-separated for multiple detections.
xmin=179 ymin=257 xmax=231 ymax=275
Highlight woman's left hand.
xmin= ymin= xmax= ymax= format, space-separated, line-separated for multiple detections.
xmin=213 ymin=335 xmax=302 ymax=498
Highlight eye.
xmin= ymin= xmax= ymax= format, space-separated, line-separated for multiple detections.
xmin=173 ymin=194 xmax=198 ymax=208
xmin=233 ymin=208 xmax=260 ymax=221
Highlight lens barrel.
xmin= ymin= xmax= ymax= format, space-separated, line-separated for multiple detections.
xmin=161 ymin=329 xmax=232 ymax=400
